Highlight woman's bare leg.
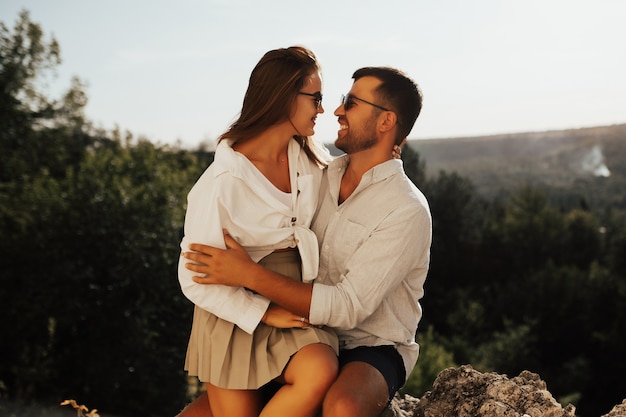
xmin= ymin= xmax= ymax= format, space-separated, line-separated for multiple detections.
xmin=207 ymin=383 xmax=263 ymax=417
xmin=261 ymin=343 xmax=338 ymax=417
xmin=175 ymin=393 xmax=212 ymax=417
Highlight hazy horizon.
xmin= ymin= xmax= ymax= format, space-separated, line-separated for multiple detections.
xmin=3 ymin=0 xmax=625 ymax=148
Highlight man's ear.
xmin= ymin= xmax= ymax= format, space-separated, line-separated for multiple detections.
xmin=379 ymin=111 xmax=397 ymax=133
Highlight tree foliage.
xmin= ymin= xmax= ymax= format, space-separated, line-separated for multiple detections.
xmin=0 ymin=11 xmax=211 ymax=416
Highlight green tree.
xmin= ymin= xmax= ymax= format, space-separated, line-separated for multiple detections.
xmin=0 ymin=9 xmax=60 ymax=115
xmin=418 ymin=170 xmax=487 ymax=338
xmin=44 ymin=135 xmax=202 ymax=414
xmin=401 ymin=142 xmax=426 ymax=188
xmin=0 ymin=10 xmax=90 ymax=402
xmin=604 ymin=209 xmax=626 ymax=276
xmin=498 ymin=186 xmax=565 ymax=271
xmin=473 ymin=318 xmax=540 ymax=376
xmin=1 ymin=9 xmax=91 ymax=203
xmin=0 ymin=10 xmax=212 ymax=416
xmin=562 ymin=208 xmax=602 ymax=269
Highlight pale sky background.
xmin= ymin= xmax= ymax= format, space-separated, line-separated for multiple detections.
xmin=2 ymin=0 xmax=625 ymax=148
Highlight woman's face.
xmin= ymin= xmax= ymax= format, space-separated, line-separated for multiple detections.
xmin=290 ymin=71 xmax=324 ymax=137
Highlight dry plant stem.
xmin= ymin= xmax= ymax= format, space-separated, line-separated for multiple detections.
xmin=60 ymin=399 xmax=100 ymax=417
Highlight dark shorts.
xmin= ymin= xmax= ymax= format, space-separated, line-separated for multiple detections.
xmin=339 ymin=345 xmax=406 ymax=400
xmin=260 ymin=344 xmax=405 ymax=404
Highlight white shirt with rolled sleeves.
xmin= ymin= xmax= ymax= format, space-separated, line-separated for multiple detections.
xmin=309 ymin=155 xmax=432 ymax=381
xmin=178 ymin=138 xmax=325 ymax=335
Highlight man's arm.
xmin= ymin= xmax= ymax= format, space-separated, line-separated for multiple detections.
xmin=184 ymin=233 xmax=314 ymax=318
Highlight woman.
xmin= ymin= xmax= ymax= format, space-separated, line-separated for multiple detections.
xmin=177 ymin=46 xmax=338 ymax=417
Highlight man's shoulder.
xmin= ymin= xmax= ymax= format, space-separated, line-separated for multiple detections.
xmin=346 ymin=180 xmax=429 ymax=230
xmin=405 ymin=180 xmax=430 ymax=212
xmin=385 ymin=173 xmax=430 ymax=211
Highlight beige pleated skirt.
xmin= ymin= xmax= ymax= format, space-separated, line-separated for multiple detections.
xmin=184 ymin=249 xmax=338 ymax=390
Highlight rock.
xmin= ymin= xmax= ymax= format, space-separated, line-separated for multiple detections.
xmin=384 ymin=365 xmax=579 ymax=417
xmin=380 ymin=394 xmax=420 ymax=417
xmin=369 ymin=364 xmax=626 ymax=417
xmin=602 ymin=399 xmax=626 ymax=417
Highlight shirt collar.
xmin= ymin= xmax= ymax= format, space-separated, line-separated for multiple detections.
xmin=328 ymin=155 xmax=403 ymax=186
xmin=213 ymin=138 xmax=301 ymax=178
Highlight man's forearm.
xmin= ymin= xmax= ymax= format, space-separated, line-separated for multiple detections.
xmin=244 ymin=263 xmax=313 ymax=318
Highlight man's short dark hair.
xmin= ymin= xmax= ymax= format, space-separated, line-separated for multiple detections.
xmin=352 ymin=67 xmax=423 ymax=144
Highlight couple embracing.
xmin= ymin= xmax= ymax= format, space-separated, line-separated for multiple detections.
xmin=176 ymin=46 xmax=431 ymax=417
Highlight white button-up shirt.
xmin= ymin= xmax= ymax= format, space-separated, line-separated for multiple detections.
xmin=309 ymin=155 xmax=432 ymax=379
xmin=178 ymin=138 xmax=324 ymax=334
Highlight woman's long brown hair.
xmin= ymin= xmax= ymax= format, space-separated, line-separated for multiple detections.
xmin=218 ymin=46 xmax=328 ymax=167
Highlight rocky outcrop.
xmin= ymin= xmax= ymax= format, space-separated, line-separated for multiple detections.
xmin=382 ymin=365 xmax=626 ymax=417
xmin=603 ymin=400 xmax=626 ymax=417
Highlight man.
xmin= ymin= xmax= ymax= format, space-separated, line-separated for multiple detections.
xmin=183 ymin=66 xmax=431 ymax=417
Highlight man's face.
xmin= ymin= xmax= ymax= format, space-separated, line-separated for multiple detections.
xmin=333 ymin=76 xmax=383 ymax=154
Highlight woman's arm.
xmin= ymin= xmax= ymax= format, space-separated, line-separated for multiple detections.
xmin=178 ymin=173 xmax=272 ymax=334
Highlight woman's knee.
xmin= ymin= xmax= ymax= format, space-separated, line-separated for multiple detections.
xmin=304 ymin=343 xmax=339 ymax=381
xmin=287 ymin=343 xmax=338 ymax=387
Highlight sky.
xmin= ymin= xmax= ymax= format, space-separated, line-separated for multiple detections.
xmin=2 ymin=0 xmax=626 ymax=149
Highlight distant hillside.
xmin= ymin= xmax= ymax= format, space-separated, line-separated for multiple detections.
xmin=408 ymin=124 xmax=626 ymax=207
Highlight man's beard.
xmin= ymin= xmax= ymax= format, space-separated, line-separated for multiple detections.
xmin=336 ymin=117 xmax=378 ymax=154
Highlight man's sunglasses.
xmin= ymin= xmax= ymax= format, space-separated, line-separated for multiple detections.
xmin=340 ymin=94 xmax=390 ymax=112
xmin=298 ymin=92 xmax=323 ymax=110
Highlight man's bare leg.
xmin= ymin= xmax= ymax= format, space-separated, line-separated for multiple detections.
xmin=322 ymin=361 xmax=389 ymax=417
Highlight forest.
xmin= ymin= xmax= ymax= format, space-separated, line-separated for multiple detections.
xmin=1 ymin=11 xmax=625 ymax=417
